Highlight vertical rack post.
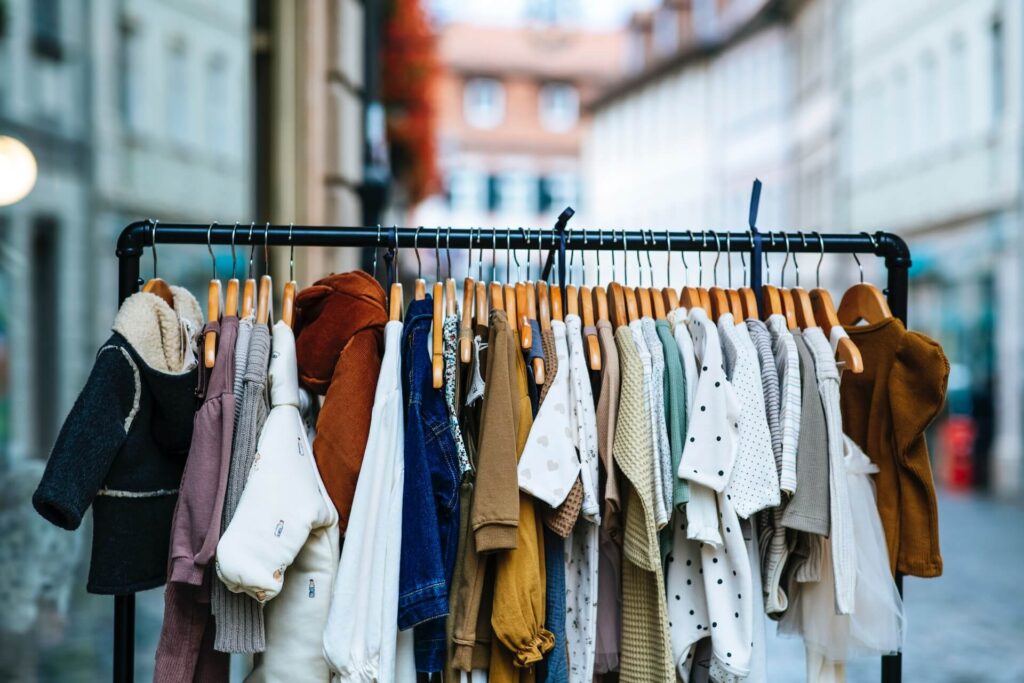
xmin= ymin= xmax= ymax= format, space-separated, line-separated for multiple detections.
xmin=114 ymin=224 xmax=144 ymax=683
xmin=881 ymin=231 xmax=910 ymax=683
xmin=554 ymin=207 xmax=574 ymax=299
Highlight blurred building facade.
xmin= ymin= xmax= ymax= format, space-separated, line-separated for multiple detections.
xmin=412 ymin=21 xmax=626 ymax=235
xmin=585 ymin=0 xmax=1024 ymax=497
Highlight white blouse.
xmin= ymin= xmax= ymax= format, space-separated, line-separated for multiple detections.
xmin=322 ymin=320 xmax=405 ymax=682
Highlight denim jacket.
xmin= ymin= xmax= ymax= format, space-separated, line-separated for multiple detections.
xmin=398 ymin=297 xmax=462 ymax=672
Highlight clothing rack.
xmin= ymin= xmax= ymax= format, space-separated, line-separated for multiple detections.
xmin=111 ymin=191 xmax=911 ymax=683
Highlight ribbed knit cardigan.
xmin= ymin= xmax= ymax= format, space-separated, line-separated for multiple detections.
xmin=212 ymin=323 xmax=271 ymax=653
xmin=613 ymin=326 xmax=674 ymax=683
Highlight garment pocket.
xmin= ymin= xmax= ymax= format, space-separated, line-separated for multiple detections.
xmin=425 ymin=416 xmax=461 ymax=511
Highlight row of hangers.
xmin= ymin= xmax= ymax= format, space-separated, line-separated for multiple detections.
xmin=142 ymin=221 xmax=299 ymax=369
xmin=375 ymin=226 xmax=894 ymax=389
xmin=142 ymin=221 xmax=893 ymax=379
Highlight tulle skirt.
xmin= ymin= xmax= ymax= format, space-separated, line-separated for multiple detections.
xmin=778 ymin=435 xmax=904 ymax=664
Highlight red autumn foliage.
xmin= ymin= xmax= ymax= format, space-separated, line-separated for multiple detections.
xmin=382 ymin=0 xmax=439 ymax=205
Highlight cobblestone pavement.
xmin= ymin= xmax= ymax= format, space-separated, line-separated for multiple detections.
xmin=765 ymin=491 xmax=1024 ymax=682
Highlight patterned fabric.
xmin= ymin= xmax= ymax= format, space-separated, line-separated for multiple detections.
xmin=766 ymin=315 xmax=801 ymax=494
xmin=518 ymin=321 xmax=578 ymax=509
xmin=628 ymin=320 xmax=670 ymax=529
xmin=444 ymin=314 xmax=471 ymax=476
xmin=746 ymin=320 xmax=782 ymax=471
xmin=717 ymin=313 xmax=780 ymax=519
xmin=667 ymin=315 xmax=753 ymax=683
xmin=641 ymin=318 xmax=674 ymax=522
xmin=564 ymin=315 xmax=600 ymax=683
xmin=613 ymin=326 xmax=674 ymax=683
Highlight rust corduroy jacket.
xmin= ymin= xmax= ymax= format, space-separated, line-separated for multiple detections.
xmin=840 ymin=317 xmax=949 ymax=578
xmin=293 ymin=270 xmax=387 ymax=534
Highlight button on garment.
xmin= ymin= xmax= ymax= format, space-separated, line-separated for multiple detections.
xmin=323 ymin=320 xmax=405 ymax=682
xmin=398 ymin=297 xmax=462 ymax=672
xmin=215 ymin=321 xmax=340 ymax=682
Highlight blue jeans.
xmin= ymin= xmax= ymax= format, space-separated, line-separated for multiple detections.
xmin=398 ymin=297 xmax=462 ymax=672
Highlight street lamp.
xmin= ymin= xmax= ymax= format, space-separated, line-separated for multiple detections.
xmin=0 ymin=135 xmax=38 ymax=206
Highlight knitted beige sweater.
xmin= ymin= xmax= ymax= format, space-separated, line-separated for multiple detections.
xmin=613 ymin=327 xmax=674 ymax=682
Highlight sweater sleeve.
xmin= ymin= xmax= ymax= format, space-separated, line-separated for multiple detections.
xmin=472 ymin=323 xmax=520 ymax=553
xmin=890 ymin=331 xmax=949 ymax=459
xmin=216 ymin=409 xmax=333 ymax=603
xmin=33 ymin=346 xmax=137 ymax=530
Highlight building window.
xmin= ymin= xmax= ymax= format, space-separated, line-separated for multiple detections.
xmin=500 ymin=172 xmax=537 ymax=216
xmin=119 ymin=19 xmax=143 ymax=133
xmin=166 ymin=40 xmax=189 ymax=146
xmin=991 ymin=16 xmax=1004 ymax=125
xmin=949 ymin=34 xmax=968 ymax=136
xmin=448 ymin=168 xmax=486 ymax=213
xmin=33 ymin=0 xmax=62 ymax=60
xmin=538 ymin=82 xmax=579 ymax=132
xmin=546 ymin=173 xmax=578 ymax=212
xmin=538 ymin=177 xmax=553 ymax=213
xmin=464 ymin=78 xmax=505 ymax=129
xmin=205 ymin=54 xmax=229 ymax=154
xmin=487 ymin=174 xmax=502 ymax=212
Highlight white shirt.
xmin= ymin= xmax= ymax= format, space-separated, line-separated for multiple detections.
xmin=717 ymin=313 xmax=780 ymax=518
xmin=323 ymin=320 xmax=405 ymax=681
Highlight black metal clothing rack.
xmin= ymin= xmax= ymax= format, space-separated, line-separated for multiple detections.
xmin=111 ymin=205 xmax=911 ymax=683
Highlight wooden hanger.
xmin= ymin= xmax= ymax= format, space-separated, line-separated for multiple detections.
xmin=580 ymin=285 xmax=601 ymax=370
xmin=202 ymin=224 xmax=221 ymax=368
xmin=652 ymin=288 xmax=667 ymax=320
xmin=812 ymin=287 xmax=864 ymax=373
xmin=143 ymin=221 xmax=175 ymax=308
xmin=413 ymin=228 xmax=427 ymax=300
xmin=550 ymin=284 xmax=563 ymax=322
xmin=255 ymin=224 xmax=273 ymax=325
xmin=389 ymin=282 xmax=404 ymax=322
xmin=835 ymin=234 xmax=893 ymax=325
xmin=240 ymin=222 xmax=257 ymax=317
xmin=223 ymin=223 xmax=240 ymax=317
xmin=624 ymin=284 xmax=639 ymax=322
xmin=280 ymin=224 xmax=298 ymax=328
xmin=736 ymin=230 xmax=757 ymax=319
xmin=432 ymin=281 xmax=444 ymax=388
xmin=521 ymin=236 xmax=542 ymax=384
xmin=537 ymin=281 xmax=552 ymax=331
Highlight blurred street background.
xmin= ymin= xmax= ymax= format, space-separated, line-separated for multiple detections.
xmin=2 ymin=0 xmax=1023 ymax=680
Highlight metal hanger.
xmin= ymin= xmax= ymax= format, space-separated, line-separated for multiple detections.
xmin=663 ymin=229 xmax=680 ymax=311
xmin=430 ymin=227 xmax=445 ymax=389
xmin=459 ymin=226 xmax=476 ymax=362
xmin=577 ymin=227 xmax=601 ymax=368
xmin=240 ymin=221 xmax=257 ymax=317
xmin=592 ymin=229 xmax=610 ymax=328
xmin=634 ymin=230 xmax=653 ymax=318
xmin=489 ymin=227 xmax=504 ymax=311
xmin=777 ymin=232 xmax=797 ymax=329
xmin=389 ymin=225 xmax=404 ymax=321
xmin=413 ymin=226 xmax=426 ymax=300
xmin=761 ymin=230 xmax=783 ymax=319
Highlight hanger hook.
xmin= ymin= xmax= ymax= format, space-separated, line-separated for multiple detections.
xmin=596 ymin=229 xmax=604 ymax=284
xmin=434 ymin=227 xmax=442 ymax=282
xmin=681 ymin=230 xmax=691 ymax=283
xmin=288 ymin=223 xmax=295 ymax=282
xmin=665 ymin=230 xmax=672 ymax=289
xmin=445 ymin=226 xmax=453 ymax=279
xmin=478 ymin=227 xmax=486 ymax=281
xmin=765 ymin=231 xmax=774 ymax=285
xmin=490 ymin=227 xmax=497 ymax=280
xmin=247 ymin=221 xmax=256 ymax=279
xmin=521 ymin=227 xmax=531 ymax=281
xmin=537 ymin=227 xmax=545 ymax=281
xmin=815 ymin=231 xmax=824 ymax=288
xmin=610 ymin=230 xmax=617 ymax=283
xmin=621 ymin=229 xmax=629 ymax=286
xmin=795 ymin=231 xmax=807 ymax=288
xmin=567 ymin=228 xmax=575 ymax=286
xmin=230 ymin=222 xmax=239 ymax=279
xmin=414 ymin=226 xmax=423 ymax=279
xmin=725 ymin=231 xmax=732 ymax=288
xmin=851 ymin=248 xmax=865 ymax=284
xmin=860 ymin=231 xmax=879 ymax=284
xmin=207 ymin=221 xmax=218 ymax=280
xmin=263 ymin=222 xmax=270 ymax=271
xmin=372 ymin=224 xmax=381 ymax=280
xmin=643 ymin=230 xmax=653 ymax=287
xmin=581 ymin=227 xmax=588 ymax=286
xmin=150 ymin=222 xmax=160 ymax=280
xmin=739 ymin=231 xmax=748 ymax=286
xmin=712 ymin=230 xmax=722 ymax=287
xmin=780 ymin=232 xmax=790 ymax=287
xmin=698 ymin=231 xmax=706 ymax=288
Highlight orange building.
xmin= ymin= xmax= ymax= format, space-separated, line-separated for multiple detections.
xmin=412 ymin=22 xmax=626 ymax=230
